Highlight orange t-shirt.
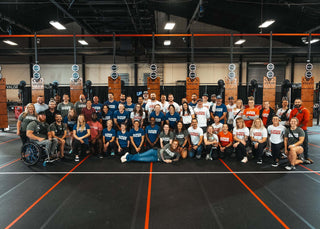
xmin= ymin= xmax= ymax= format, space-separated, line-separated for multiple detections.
xmin=218 ymin=131 xmax=233 ymax=147
xmin=261 ymin=109 xmax=270 ymax=126
xmin=243 ymin=108 xmax=259 ymax=128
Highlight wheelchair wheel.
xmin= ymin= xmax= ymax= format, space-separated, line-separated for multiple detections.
xmin=21 ymin=142 xmax=41 ymax=166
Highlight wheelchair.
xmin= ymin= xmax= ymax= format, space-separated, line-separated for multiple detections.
xmin=21 ymin=141 xmax=59 ymax=167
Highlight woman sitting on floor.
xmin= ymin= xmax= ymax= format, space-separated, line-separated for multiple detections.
xmin=249 ymin=118 xmax=267 ymax=165
xmin=121 ymin=139 xmax=180 ymax=163
xmin=284 ymin=117 xmax=305 ymax=171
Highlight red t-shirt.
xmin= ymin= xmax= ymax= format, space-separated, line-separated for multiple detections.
xmin=87 ymin=121 xmax=102 ymax=140
xmin=82 ymin=107 xmax=96 ymax=122
xmin=243 ymin=108 xmax=259 ymax=128
xmin=218 ymin=131 xmax=233 ymax=147
xmin=261 ymin=109 xmax=270 ymax=126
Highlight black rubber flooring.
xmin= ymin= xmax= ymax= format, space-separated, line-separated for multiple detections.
xmin=0 ymin=128 xmax=320 ymax=229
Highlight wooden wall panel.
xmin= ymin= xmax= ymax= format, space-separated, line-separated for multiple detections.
xmin=147 ymin=77 xmax=160 ymax=100
xmin=224 ymin=77 xmax=238 ymax=102
xmin=301 ymin=76 xmax=314 ymax=127
xmin=70 ymin=78 xmax=83 ymax=103
xmin=263 ymin=77 xmax=276 ymax=109
xmin=186 ymin=77 xmax=199 ymax=102
xmin=108 ymin=76 xmax=121 ymax=101
xmin=31 ymin=78 xmax=45 ymax=104
xmin=0 ymin=78 xmax=8 ymax=128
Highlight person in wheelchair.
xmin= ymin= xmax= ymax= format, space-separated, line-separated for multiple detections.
xmin=26 ymin=111 xmax=58 ymax=158
xmin=49 ymin=113 xmax=67 ymax=160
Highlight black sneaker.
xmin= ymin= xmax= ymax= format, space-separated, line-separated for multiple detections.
xmin=271 ymin=162 xmax=279 ymax=167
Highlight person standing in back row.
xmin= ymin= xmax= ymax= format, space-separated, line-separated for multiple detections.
xmin=74 ymin=94 xmax=87 ymax=116
xmin=289 ymin=98 xmax=312 ymax=164
xmin=243 ymin=96 xmax=259 ymax=128
xmin=57 ymin=94 xmax=74 ymax=119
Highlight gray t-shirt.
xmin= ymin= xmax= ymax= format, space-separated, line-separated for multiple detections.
xmin=57 ymin=102 xmax=74 ymax=118
xmin=157 ymin=143 xmax=180 ymax=161
xmin=74 ymin=101 xmax=87 ymax=116
xmin=49 ymin=122 xmax=66 ymax=138
xmin=159 ymin=131 xmax=174 ymax=146
xmin=284 ymin=127 xmax=305 ymax=146
xmin=174 ymin=130 xmax=188 ymax=146
xmin=26 ymin=120 xmax=49 ymax=139
xmin=18 ymin=113 xmax=37 ymax=132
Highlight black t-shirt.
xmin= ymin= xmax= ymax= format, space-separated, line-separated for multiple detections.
xmin=45 ymin=109 xmax=60 ymax=125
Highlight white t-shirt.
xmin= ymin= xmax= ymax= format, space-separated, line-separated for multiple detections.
xmin=210 ymin=103 xmax=216 ymax=113
xmin=145 ymin=100 xmax=162 ymax=114
xmin=233 ymin=127 xmax=249 ymax=141
xmin=211 ymin=123 xmax=223 ymax=134
xmin=188 ymin=126 xmax=203 ymax=145
xmin=180 ymin=109 xmax=194 ymax=125
xmin=164 ymin=102 xmax=180 ymax=113
xmin=193 ymin=107 xmax=210 ymax=127
xmin=250 ymin=128 xmax=268 ymax=141
xmin=204 ymin=133 xmax=219 ymax=143
xmin=276 ymin=108 xmax=291 ymax=126
xmin=227 ymin=104 xmax=237 ymax=121
xmin=232 ymin=108 xmax=243 ymax=127
xmin=161 ymin=101 xmax=169 ymax=112
xmin=267 ymin=124 xmax=286 ymax=144
xmin=203 ymin=102 xmax=212 ymax=111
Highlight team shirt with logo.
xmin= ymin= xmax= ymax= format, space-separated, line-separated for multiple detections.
xmin=88 ymin=121 xmax=103 ymax=141
xmin=57 ymin=102 xmax=74 ymax=118
xmin=267 ymin=124 xmax=286 ymax=144
xmin=233 ymin=127 xmax=249 ymax=141
xmin=204 ymin=133 xmax=219 ymax=143
xmin=284 ymin=127 xmax=305 ymax=146
xmin=180 ymin=109 xmax=194 ymax=125
xmin=174 ymin=130 xmax=189 ymax=146
xmin=188 ymin=126 xmax=203 ymax=145
xmin=125 ymin=103 xmax=135 ymax=113
xmin=73 ymin=123 xmax=90 ymax=144
xmin=117 ymin=130 xmax=130 ymax=148
xmin=159 ymin=131 xmax=174 ymax=146
xmin=113 ymin=110 xmax=130 ymax=124
xmin=18 ymin=113 xmax=37 ymax=132
xmin=145 ymin=125 xmax=160 ymax=143
xmin=130 ymin=111 xmax=146 ymax=122
xmin=226 ymin=104 xmax=237 ymax=122
xmin=49 ymin=122 xmax=66 ymax=138
xmin=218 ymin=131 xmax=233 ymax=147
xmin=214 ymin=104 xmax=228 ymax=124
xmin=149 ymin=111 xmax=165 ymax=126
xmin=145 ymin=100 xmax=162 ymax=114
xmin=243 ymin=108 xmax=259 ymax=128
xmin=104 ymin=100 xmax=119 ymax=113
xmin=211 ymin=122 xmax=223 ymax=135
xmin=261 ymin=109 xmax=270 ymax=126
xmin=102 ymin=128 xmax=116 ymax=142
xmin=250 ymin=128 xmax=268 ymax=141
xmin=165 ymin=112 xmax=180 ymax=129
xmin=193 ymin=107 xmax=210 ymax=127
xmin=129 ymin=128 xmax=145 ymax=147
xmin=92 ymin=103 xmax=103 ymax=113
xmin=164 ymin=102 xmax=180 ymax=113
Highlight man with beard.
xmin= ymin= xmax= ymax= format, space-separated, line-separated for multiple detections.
xmin=92 ymin=96 xmax=103 ymax=113
xmin=119 ymin=93 xmax=126 ymax=105
xmin=74 ymin=94 xmax=87 ymax=116
xmin=45 ymin=100 xmax=60 ymax=125
xmin=164 ymin=94 xmax=180 ymax=113
xmin=104 ymin=92 xmax=119 ymax=113
xmin=189 ymin=93 xmax=198 ymax=109
xmin=145 ymin=93 xmax=162 ymax=116
xmin=289 ymin=98 xmax=312 ymax=164
xmin=27 ymin=111 xmax=58 ymax=157
xmin=34 ymin=95 xmax=49 ymax=113
xmin=49 ymin=113 xmax=67 ymax=159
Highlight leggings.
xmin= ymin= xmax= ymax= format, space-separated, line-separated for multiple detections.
xmin=271 ymin=142 xmax=284 ymax=161
xmin=252 ymin=141 xmax=267 ymax=160
xmin=73 ymin=139 xmax=89 ymax=157
xmin=219 ymin=146 xmax=233 ymax=158
xmin=205 ymin=145 xmax=219 ymax=159
xmin=235 ymin=142 xmax=247 ymax=160
xmin=126 ymin=149 xmax=159 ymax=162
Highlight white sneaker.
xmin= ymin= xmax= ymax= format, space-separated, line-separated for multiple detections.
xmin=241 ymin=157 xmax=248 ymax=163
xmin=265 ymin=151 xmax=272 ymax=157
xmin=75 ymin=156 xmax=79 ymax=162
xmin=121 ymin=153 xmax=129 ymax=163
xmin=281 ymin=153 xmax=287 ymax=159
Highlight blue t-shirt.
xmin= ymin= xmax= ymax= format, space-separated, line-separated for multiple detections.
xmin=92 ymin=103 xmax=103 ymax=113
xmin=104 ymin=100 xmax=119 ymax=113
xmin=73 ymin=123 xmax=90 ymax=145
xmin=117 ymin=130 xmax=130 ymax=148
xmin=125 ymin=103 xmax=135 ymax=113
xmin=99 ymin=111 xmax=113 ymax=128
xmin=129 ymin=128 xmax=145 ymax=147
xmin=165 ymin=112 xmax=180 ymax=129
xmin=63 ymin=116 xmax=77 ymax=131
xmin=189 ymin=102 xmax=197 ymax=109
xmin=102 ymin=128 xmax=116 ymax=142
xmin=145 ymin=125 xmax=160 ymax=143
xmin=150 ymin=111 xmax=165 ymax=127
xmin=214 ymin=104 xmax=227 ymax=123
xmin=113 ymin=110 xmax=130 ymax=124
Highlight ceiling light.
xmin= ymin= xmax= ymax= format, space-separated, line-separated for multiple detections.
xmin=49 ymin=21 xmax=66 ymax=30
xmin=235 ymin=39 xmax=246 ymax=45
xmin=258 ymin=19 xmax=275 ymax=28
xmin=3 ymin=40 xmax=18 ymax=46
xmin=164 ymin=22 xmax=175 ymax=30
xmin=164 ymin=40 xmax=171 ymax=46
xmin=78 ymin=40 xmax=88 ymax=45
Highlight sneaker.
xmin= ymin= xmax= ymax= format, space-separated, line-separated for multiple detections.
xmin=265 ymin=151 xmax=272 ymax=157
xmin=306 ymin=158 xmax=314 ymax=164
xmin=285 ymin=165 xmax=296 ymax=171
xmin=281 ymin=153 xmax=287 ymax=159
xmin=68 ymin=149 xmax=72 ymax=154
xmin=257 ymin=159 xmax=262 ymax=165
xmin=110 ymin=152 xmax=115 ymax=156
xmin=75 ymin=156 xmax=79 ymax=162
xmin=121 ymin=153 xmax=129 ymax=163
xmin=271 ymin=162 xmax=279 ymax=167
xmin=196 ymin=154 xmax=201 ymax=159
xmin=99 ymin=155 xmax=103 ymax=159
xmin=241 ymin=157 xmax=248 ymax=163
xmin=205 ymin=154 xmax=213 ymax=160
xmin=303 ymin=159 xmax=311 ymax=164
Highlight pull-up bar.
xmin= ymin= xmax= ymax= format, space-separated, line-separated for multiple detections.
xmin=0 ymin=33 xmax=319 ymax=38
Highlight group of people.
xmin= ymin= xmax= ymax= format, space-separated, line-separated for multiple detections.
xmin=16 ymin=90 xmax=312 ymax=170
